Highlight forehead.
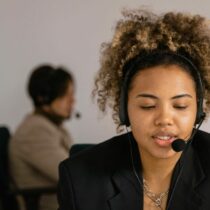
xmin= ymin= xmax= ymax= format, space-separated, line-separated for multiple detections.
xmin=130 ymin=65 xmax=196 ymax=94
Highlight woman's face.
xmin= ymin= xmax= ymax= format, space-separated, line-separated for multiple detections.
xmin=127 ymin=65 xmax=197 ymax=160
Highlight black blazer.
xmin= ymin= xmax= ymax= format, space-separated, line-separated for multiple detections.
xmin=57 ymin=130 xmax=210 ymax=210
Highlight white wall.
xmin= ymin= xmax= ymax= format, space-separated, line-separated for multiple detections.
xmin=1 ymin=0 xmax=210 ymax=143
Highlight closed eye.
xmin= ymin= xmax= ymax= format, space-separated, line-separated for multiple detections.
xmin=174 ymin=105 xmax=188 ymax=110
xmin=140 ymin=106 xmax=156 ymax=110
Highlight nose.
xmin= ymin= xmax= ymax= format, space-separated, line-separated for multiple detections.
xmin=154 ymin=106 xmax=174 ymax=127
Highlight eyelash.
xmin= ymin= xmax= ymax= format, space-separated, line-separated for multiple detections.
xmin=140 ymin=105 xmax=188 ymax=110
xmin=140 ymin=106 xmax=155 ymax=110
xmin=174 ymin=106 xmax=188 ymax=110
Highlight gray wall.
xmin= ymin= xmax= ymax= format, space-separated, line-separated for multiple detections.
xmin=1 ymin=0 xmax=210 ymax=143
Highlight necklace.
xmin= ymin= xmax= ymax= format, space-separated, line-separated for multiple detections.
xmin=143 ymin=179 xmax=169 ymax=210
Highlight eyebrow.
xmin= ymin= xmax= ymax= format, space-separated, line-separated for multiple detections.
xmin=136 ymin=93 xmax=193 ymax=100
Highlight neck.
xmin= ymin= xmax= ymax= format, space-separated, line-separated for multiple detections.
xmin=139 ymin=150 xmax=181 ymax=193
xmin=35 ymin=107 xmax=64 ymax=126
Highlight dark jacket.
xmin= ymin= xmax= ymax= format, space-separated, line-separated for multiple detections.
xmin=57 ymin=130 xmax=210 ymax=210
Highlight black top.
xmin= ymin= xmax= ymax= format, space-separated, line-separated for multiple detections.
xmin=58 ymin=130 xmax=210 ymax=210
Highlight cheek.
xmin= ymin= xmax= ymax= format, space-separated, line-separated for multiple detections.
xmin=60 ymin=102 xmax=69 ymax=111
xmin=179 ymin=114 xmax=195 ymax=124
xmin=175 ymin=113 xmax=196 ymax=133
xmin=128 ymin=106 xmax=150 ymax=132
xmin=52 ymin=100 xmax=66 ymax=112
xmin=128 ymin=112 xmax=151 ymax=146
xmin=176 ymin=104 xmax=197 ymax=126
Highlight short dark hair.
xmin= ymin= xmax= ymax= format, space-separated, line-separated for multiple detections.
xmin=27 ymin=64 xmax=74 ymax=107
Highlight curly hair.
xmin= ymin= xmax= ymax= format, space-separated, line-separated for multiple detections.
xmin=93 ymin=9 xmax=210 ymax=129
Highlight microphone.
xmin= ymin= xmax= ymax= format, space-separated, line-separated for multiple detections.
xmin=74 ymin=111 xmax=81 ymax=119
xmin=171 ymin=139 xmax=186 ymax=152
xmin=171 ymin=113 xmax=206 ymax=152
xmin=70 ymin=111 xmax=81 ymax=119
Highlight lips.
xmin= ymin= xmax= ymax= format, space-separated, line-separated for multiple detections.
xmin=152 ymin=132 xmax=177 ymax=147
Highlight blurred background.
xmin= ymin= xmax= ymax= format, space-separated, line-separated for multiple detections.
xmin=1 ymin=0 xmax=210 ymax=143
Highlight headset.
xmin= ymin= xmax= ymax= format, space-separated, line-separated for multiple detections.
xmin=40 ymin=70 xmax=60 ymax=104
xmin=119 ymin=51 xmax=206 ymax=127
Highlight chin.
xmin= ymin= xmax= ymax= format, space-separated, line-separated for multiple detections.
xmin=58 ymin=113 xmax=70 ymax=120
xmin=154 ymin=150 xmax=179 ymax=159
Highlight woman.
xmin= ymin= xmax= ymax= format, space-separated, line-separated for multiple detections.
xmin=9 ymin=64 xmax=75 ymax=210
xmin=58 ymin=9 xmax=210 ymax=210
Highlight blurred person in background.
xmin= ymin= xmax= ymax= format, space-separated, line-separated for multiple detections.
xmin=9 ymin=64 xmax=75 ymax=210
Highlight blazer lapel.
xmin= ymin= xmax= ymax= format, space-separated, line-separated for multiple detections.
xmin=108 ymin=134 xmax=143 ymax=210
xmin=108 ymin=169 xmax=142 ymax=210
xmin=167 ymin=145 xmax=205 ymax=210
xmin=167 ymin=178 xmax=204 ymax=210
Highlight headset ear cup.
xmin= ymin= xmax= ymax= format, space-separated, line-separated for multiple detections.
xmin=119 ymin=88 xmax=125 ymax=125
xmin=42 ymin=96 xmax=51 ymax=104
xmin=195 ymin=112 xmax=201 ymax=125
xmin=195 ymin=111 xmax=206 ymax=125
xmin=36 ymin=95 xmax=50 ymax=106
xmin=119 ymin=86 xmax=130 ymax=126
xmin=41 ymin=86 xmax=52 ymax=105
xmin=42 ymin=71 xmax=58 ymax=105
xmin=195 ymin=97 xmax=205 ymax=125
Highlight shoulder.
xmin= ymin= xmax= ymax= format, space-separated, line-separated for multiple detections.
xmin=22 ymin=113 xmax=53 ymax=127
xmin=12 ymin=113 xmax=59 ymax=143
xmin=193 ymin=129 xmax=210 ymax=147
xmin=58 ymin=133 xmax=131 ymax=210
xmin=14 ymin=113 xmax=56 ymax=134
xmin=193 ymin=129 xmax=210 ymax=164
xmin=60 ymin=132 xmax=129 ymax=175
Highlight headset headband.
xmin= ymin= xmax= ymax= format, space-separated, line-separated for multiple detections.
xmin=119 ymin=51 xmax=205 ymax=126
